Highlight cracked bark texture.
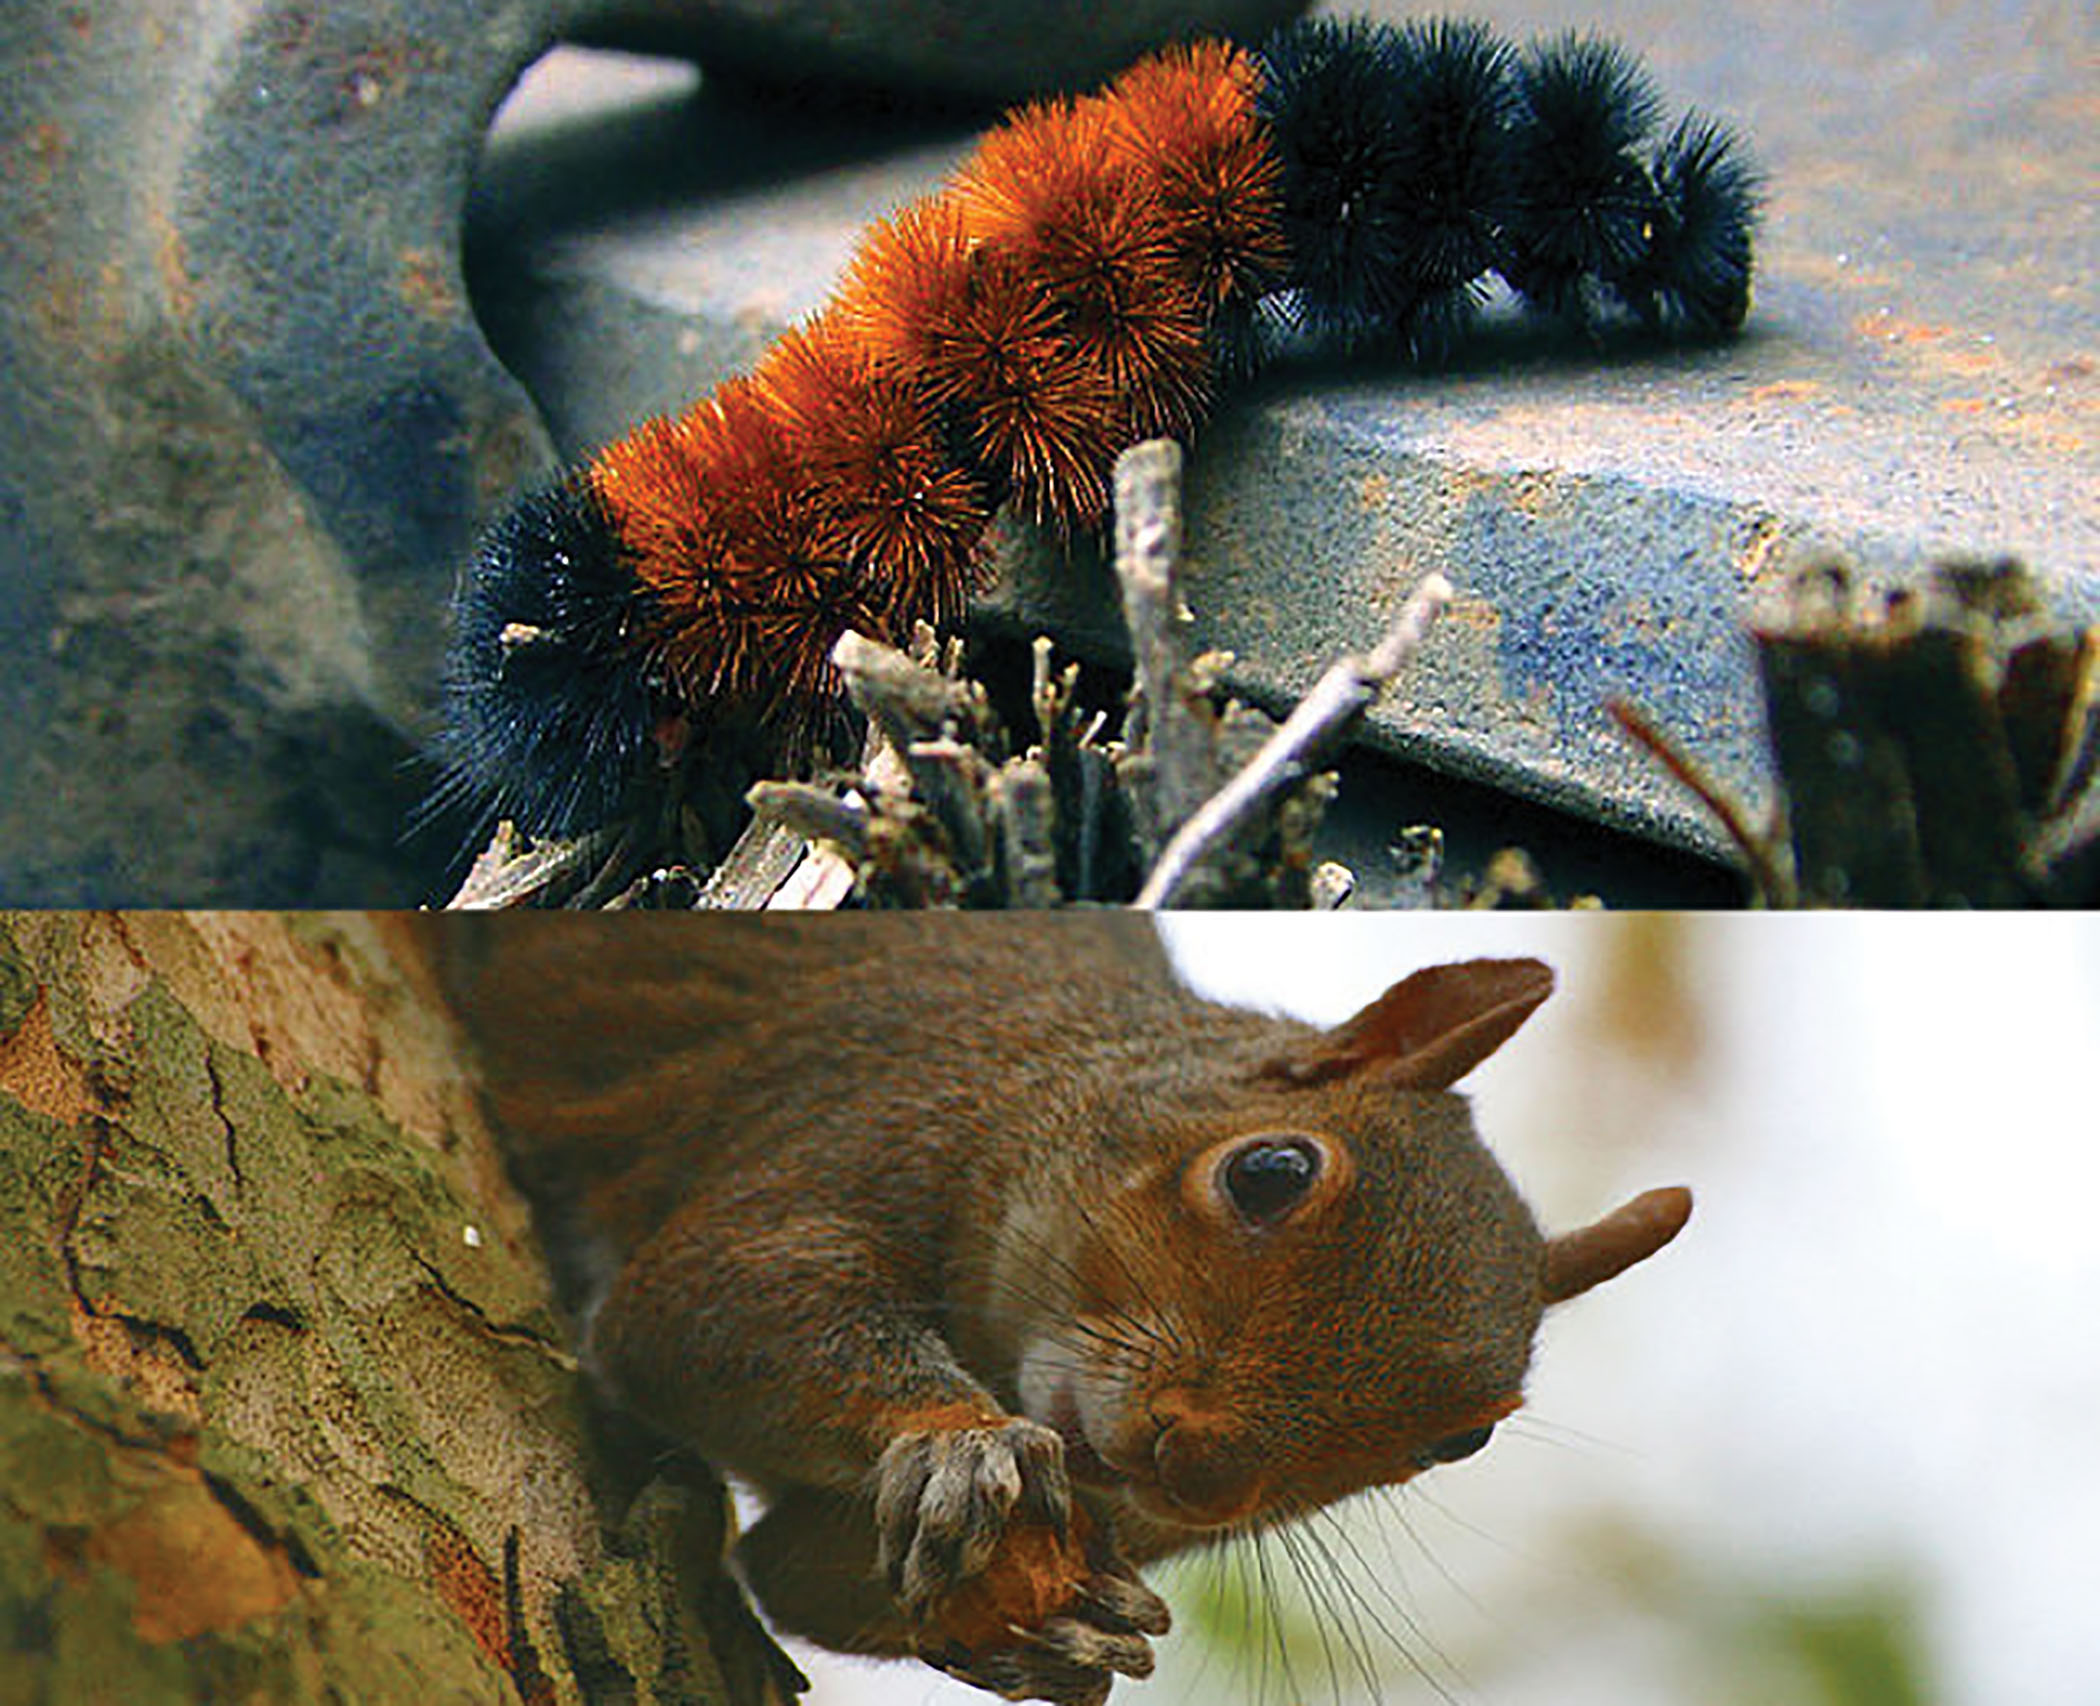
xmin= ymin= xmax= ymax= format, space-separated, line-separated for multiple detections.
xmin=0 ymin=913 xmax=782 ymax=1706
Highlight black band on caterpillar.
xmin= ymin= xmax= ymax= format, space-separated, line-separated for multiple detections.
xmin=432 ymin=476 xmax=658 ymax=840
xmin=1256 ymin=16 xmax=1523 ymax=352
xmin=434 ymin=15 xmax=1760 ymax=844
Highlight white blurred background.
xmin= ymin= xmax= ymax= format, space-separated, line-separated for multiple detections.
xmin=780 ymin=914 xmax=2100 ymax=1706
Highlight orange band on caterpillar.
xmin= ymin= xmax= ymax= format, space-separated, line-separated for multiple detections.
xmin=436 ymin=19 xmax=1758 ymax=841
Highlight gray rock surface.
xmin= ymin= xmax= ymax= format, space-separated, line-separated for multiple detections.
xmin=573 ymin=0 xmax=1311 ymax=101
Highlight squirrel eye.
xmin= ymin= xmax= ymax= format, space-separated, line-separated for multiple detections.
xmin=1421 ymin=1424 xmax=1496 ymax=1465
xmin=1220 ymin=1138 xmax=1321 ymax=1224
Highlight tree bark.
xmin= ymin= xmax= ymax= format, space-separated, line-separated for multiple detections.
xmin=0 ymin=913 xmax=787 ymax=1706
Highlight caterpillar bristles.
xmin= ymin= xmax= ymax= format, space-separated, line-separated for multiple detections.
xmin=431 ymin=475 xmax=656 ymax=840
xmin=433 ymin=14 xmax=1761 ymax=854
xmin=1503 ymin=33 xmax=1663 ymax=322
xmin=1631 ymin=112 xmax=1762 ymax=335
xmin=1362 ymin=17 xmax=1523 ymax=352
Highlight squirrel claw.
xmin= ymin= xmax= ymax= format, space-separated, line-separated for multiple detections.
xmin=877 ymin=1419 xmax=1072 ymax=1614
xmin=1026 ymin=1612 xmax=1159 ymax=1680
xmin=1076 ymin=1568 xmax=1171 ymax=1637
xmin=932 ymin=1609 xmax=1154 ymax=1705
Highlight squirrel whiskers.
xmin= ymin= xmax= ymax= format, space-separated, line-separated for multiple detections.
xmin=436 ymin=18 xmax=1759 ymax=842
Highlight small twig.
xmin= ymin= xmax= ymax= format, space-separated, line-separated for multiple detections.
xmin=988 ymin=761 xmax=1062 ymax=908
xmin=833 ymin=629 xmax=977 ymax=747
xmin=1608 ymin=697 xmax=1792 ymax=904
xmin=1114 ymin=440 xmax=1184 ymax=743
xmin=767 ymin=841 xmax=858 ymax=909
xmin=1113 ymin=440 xmax=1220 ymax=830
xmin=692 ymin=812 xmax=819 ymax=908
xmin=1309 ymin=862 xmax=1355 ymax=908
xmin=741 ymin=678 xmax=952 ymax=909
xmin=1133 ymin=574 xmax=1454 ymax=910
xmin=745 ymin=782 xmax=870 ymax=852
xmin=444 ymin=821 xmax=614 ymax=909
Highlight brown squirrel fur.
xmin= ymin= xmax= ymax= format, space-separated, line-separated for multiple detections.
xmin=433 ymin=914 xmax=1691 ymax=1705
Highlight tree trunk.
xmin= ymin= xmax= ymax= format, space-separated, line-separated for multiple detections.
xmin=0 ymin=913 xmax=790 ymax=1706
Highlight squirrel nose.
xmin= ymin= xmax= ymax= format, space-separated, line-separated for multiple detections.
xmin=1150 ymin=1395 xmax=1263 ymax=1526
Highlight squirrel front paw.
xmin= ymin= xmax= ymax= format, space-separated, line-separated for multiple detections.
xmin=930 ymin=1559 xmax=1172 ymax=1706
xmin=876 ymin=1418 xmax=1074 ymax=1616
xmin=875 ymin=1418 xmax=1168 ymax=1702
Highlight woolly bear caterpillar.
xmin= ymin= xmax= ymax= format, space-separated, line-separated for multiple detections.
xmin=437 ymin=15 xmax=1758 ymax=843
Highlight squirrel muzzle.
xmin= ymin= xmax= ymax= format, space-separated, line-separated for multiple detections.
xmin=1147 ymin=1393 xmax=1264 ymax=1528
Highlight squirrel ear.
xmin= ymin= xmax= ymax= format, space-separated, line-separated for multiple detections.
xmin=1263 ymin=958 xmax=1556 ymax=1090
xmin=1542 ymin=1187 xmax=1693 ymax=1304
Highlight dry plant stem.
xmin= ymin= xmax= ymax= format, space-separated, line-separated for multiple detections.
xmin=446 ymin=822 xmax=610 ymax=909
xmin=768 ymin=842 xmax=858 ymax=908
xmin=736 ymin=642 xmax=944 ymax=907
xmin=567 ymin=819 xmax=655 ymax=909
xmin=1133 ymin=574 xmax=1455 ymax=910
xmin=1308 ymin=862 xmax=1355 ymax=908
xmin=1114 ymin=439 xmax=1182 ymax=741
xmin=736 ymin=706 xmax=915 ymax=910
xmin=1608 ymin=697 xmax=1791 ymax=904
xmin=989 ymin=762 xmax=1063 ymax=906
xmin=833 ymin=630 xmax=978 ymax=747
xmin=736 ymin=790 xmax=868 ymax=864
xmin=1114 ymin=440 xmax=1214 ymax=830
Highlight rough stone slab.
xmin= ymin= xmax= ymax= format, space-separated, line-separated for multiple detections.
xmin=470 ymin=0 xmax=2098 ymax=860
xmin=0 ymin=0 xmax=566 ymax=905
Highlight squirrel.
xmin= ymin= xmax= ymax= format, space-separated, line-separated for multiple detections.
xmin=432 ymin=914 xmax=1692 ymax=1705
